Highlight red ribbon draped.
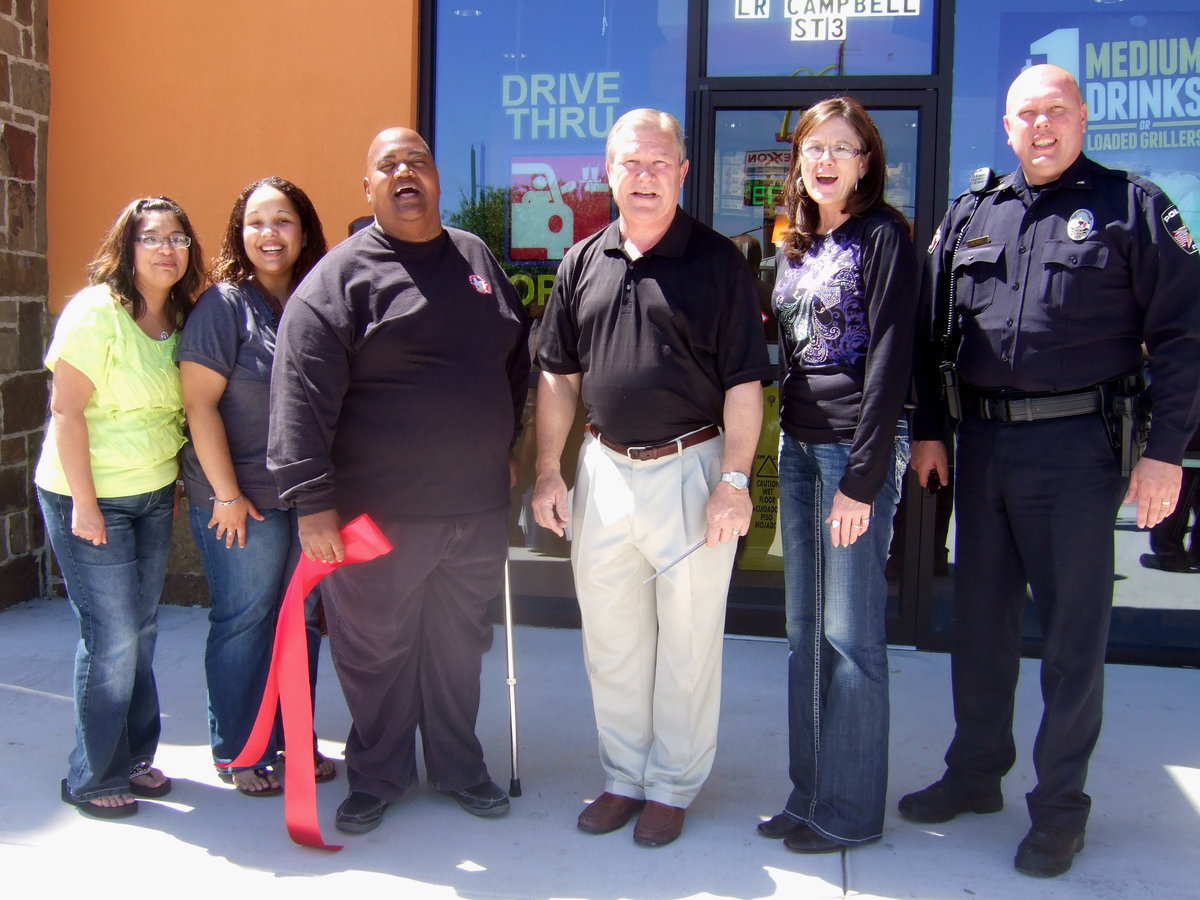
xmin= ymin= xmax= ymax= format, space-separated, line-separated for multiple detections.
xmin=226 ymin=513 xmax=393 ymax=850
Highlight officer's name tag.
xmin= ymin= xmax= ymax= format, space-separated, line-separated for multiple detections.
xmin=965 ymin=236 xmax=991 ymax=247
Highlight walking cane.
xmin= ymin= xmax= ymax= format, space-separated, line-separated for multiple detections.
xmin=503 ymin=560 xmax=522 ymax=797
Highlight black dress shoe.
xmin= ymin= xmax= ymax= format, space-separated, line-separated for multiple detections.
xmin=439 ymin=780 xmax=510 ymax=817
xmin=1139 ymin=552 xmax=1197 ymax=573
xmin=757 ymin=812 xmax=807 ymax=839
xmin=898 ymin=778 xmax=1003 ymax=824
xmin=335 ymin=791 xmax=390 ymax=834
xmin=783 ymin=824 xmax=846 ymax=854
xmin=1015 ymin=824 xmax=1085 ymax=877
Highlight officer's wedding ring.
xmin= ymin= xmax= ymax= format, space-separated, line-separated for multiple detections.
xmin=733 ymin=529 xmax=740 ymax=536
xmin=830 ymin=519 xmax=841 ymax=527
xmin=1161 ymin=499 xmax=1173 ymax=505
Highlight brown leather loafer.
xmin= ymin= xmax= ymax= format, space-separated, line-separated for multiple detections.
xmin=633 ymin=800 xmax=685 ymax=847
xmin=577 ymin=792 xmax=645 ymax=834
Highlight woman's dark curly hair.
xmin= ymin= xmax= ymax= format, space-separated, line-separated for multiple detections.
xmin=210 ymin=176 xmax=327 ymax=290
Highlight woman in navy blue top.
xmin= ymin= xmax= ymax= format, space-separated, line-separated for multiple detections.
xmin=178 ymin=177 xmax=332 ymax=796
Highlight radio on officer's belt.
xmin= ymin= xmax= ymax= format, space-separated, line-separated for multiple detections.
xmin=938 ymin=167 xmax=998 ymax=422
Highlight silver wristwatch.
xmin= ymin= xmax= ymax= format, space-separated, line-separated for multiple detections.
xmin=720 ymin=471 xmax=749 ymax=490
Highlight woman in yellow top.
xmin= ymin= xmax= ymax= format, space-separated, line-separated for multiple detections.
xmin=36 ymin=197 xmax=205 ymax=818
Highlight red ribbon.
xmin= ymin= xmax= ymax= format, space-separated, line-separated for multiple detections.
xmin=226 ymin=513 xmax=393 ymax=850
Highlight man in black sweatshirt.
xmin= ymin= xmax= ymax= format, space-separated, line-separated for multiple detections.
xmin=268 ymin=127 xmax=531 ymax=836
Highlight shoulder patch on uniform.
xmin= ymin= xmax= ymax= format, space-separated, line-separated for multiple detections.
xmin=927 ymin=229 xmax=941 ymax=255
xmin=1161 ymin=205 xmax=1196 ymax=254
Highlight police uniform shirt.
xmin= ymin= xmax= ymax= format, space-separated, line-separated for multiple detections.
xmin=915 ymin=154 xmax=1200 ymax=464
xmin=538 ymin=208 xmax=774 ymax=446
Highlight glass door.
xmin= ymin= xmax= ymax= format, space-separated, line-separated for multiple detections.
xmin=695 ymin=89 xmax=939 ymax=645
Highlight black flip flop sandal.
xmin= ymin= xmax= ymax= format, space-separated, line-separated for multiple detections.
xmin=60 ymin=779 xmax=139 ymax=819
xmin=129 ymin=762 xmax=172 ymax=798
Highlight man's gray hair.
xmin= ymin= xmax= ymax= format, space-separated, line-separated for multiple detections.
xmin=606 ymin=109 xmax=687 ymax=165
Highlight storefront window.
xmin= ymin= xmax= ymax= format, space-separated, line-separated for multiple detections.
xmin=433 ymin=0 xmax=689 ymax=311
xmin=432 ymin=1 xmax=690 ymax=588
xmin=950 ymin=0 xmax=1200 ymax=229
xmin=705 ymin=0 xmax=936 ymax=77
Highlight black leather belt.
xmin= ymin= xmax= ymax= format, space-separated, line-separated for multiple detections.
xmin=587 ymin=424 xmax=721 ymax=460
xmin=966 ymin=386 xmax=1103 ymax=424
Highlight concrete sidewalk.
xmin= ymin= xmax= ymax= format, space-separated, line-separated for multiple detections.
xmin=1 ymin=597 xmax=1197 ymax=899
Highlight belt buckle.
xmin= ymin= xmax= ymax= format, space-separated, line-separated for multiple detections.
xmin=980 ymin=397 xmax=1006 ymax=422
xmin=984 ymin=396 xmax=1032 ymax=423
xmin=1009 ymin=398 xmax=1035 ymax=423
xmin=626 ymin=444 xmax=650 ymax=461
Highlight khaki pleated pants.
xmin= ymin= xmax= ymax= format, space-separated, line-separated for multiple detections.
xmin=570 ymin=433 xmax=737 ymax=808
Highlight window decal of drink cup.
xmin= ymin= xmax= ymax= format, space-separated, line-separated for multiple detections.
xmin=510 ymin=158 xmax=611 ymax=261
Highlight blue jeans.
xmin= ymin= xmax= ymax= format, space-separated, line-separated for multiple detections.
xmin=39 ymin=484 xmax=175 ymax=801
xmin=189 ymin=503 xmax=321 ymax=769
xmin=778 ymin=423 xmax=908 ymax=843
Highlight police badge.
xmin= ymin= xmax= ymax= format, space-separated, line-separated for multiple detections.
xmin=1066 ymin=209 xmax=1094 ymax=242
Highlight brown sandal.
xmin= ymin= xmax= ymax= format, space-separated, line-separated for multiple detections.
xmin=315 ymin=752 xmax=337 ymax=783
xmin=276 ymin=750 xmax=338 ymax=783
xmin=232 ymin=766 xmax=282 ymax=797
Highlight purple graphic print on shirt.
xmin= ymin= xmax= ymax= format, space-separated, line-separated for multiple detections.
xmin=774 ymin=232 xmax=869 ymax=367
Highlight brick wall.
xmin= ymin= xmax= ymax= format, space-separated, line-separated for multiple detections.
xmin=0 ymin=0 xmax=48 ymax=610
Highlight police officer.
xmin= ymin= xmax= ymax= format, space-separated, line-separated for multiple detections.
xmin=898 ymin=65 xmax=1200 ymax=878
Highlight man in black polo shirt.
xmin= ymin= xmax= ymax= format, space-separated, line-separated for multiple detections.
xmin=534 ymin=108 xmax=773 ymax=848
xmin=899 ymin=65 xmax=1200 ymax=878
